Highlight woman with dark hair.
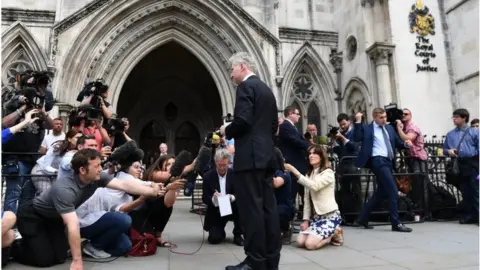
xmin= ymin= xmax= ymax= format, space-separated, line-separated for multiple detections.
xmin=31 ymin=129 xmax=82 ymax=194
xmin=138 ymin=154 xmax=185 ymax=247
xmin=285 ymin=144 xmax=343 ymax=250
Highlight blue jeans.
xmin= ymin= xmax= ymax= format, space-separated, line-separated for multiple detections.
xmin=80 ymin=212 xmax=132 ymax=256
xmin=4 ymin=161 xmax=36 ymax=213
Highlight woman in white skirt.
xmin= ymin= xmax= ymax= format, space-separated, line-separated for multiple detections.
xmin=285 ymin=144 xmax=343 ymax=250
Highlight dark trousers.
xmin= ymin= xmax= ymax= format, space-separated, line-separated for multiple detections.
xmin=458 ymin=157 xmax=479 ymax=221
xmin=290 ymin=174 xmax=304 ymax=215
xmin=358 ymin=157 xmax=400 ymax=226
xmin=80 ymin=212 xmax=132 ymax=256
xmin=406 ymin=158 xmax=428 ymax=211
xmin=15 ymin=200 xmax=68 ymax=267
xmin=130 ymin=197 xmax=173 ymax=234
xmin=277 ymin=204 xmax=295 ymax=231
xmin=234 ymin=170 xmax=281 ymax=270
xmin=4 ymin=161 xmax=35 ymax=213
xmin=207 ymin=203 xmax=243 ymax=244
xmin=339 ymin=161 xmax=362 ymax=209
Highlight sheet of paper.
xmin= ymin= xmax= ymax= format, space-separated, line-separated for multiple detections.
xmin=218 ymin=195 xmax=232 ymax=217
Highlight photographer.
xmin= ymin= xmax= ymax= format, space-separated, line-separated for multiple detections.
xmin=331 ymin=113 xmax=362 ymax=212
xmin=395 ymin=109 xmax=428 ymax=212
xmin=109 ymin=117 xmax=132 ymax=151
xmin=80 ymin=81 xmax=113 ymax=120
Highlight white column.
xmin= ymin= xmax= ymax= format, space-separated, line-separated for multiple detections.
xmin=372 ymin=0 xmax=386 ymax=42
xmin=362 ymin=1 xmax=375 ymax=46
xmin=370 ymin=47 xmax=393 ymax=105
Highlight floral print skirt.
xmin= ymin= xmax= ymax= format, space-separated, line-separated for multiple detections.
xmin=299 ymin=210 xmax=342 ymax=240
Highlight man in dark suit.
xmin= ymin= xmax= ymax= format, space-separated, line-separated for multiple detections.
xmin=221 ymin=52 xmax=281 ymax=270
xmin=352 ymin=108 xmax=413 ymax=233
xmin=202 ymin=148 xmax=243 ymax=246
xmin=278 ymin=106 xmax=310 ymax=214
xmin=332 ymin=113 xmax=362 ymax=215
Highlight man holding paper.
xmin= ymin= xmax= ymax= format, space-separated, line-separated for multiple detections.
xmin=202 ymin=148 xmax=244 ymax=246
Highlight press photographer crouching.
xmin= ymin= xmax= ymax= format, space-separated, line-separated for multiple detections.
xmin=330 ymin=113 xmax=362 ymax=217
xmin=15 ymin=148 xmax=165 ymax=269
xmin=2 ymin=71 xmax=55 ymax=214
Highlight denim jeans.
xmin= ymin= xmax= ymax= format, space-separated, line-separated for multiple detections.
xmin=4 ymin=161 xmax=36 ymax=213
xmin=80 ymin=212 xmax=132 ymax=256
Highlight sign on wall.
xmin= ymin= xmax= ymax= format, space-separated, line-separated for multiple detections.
xmin=409 ymin=0 xmax=437 ymax=72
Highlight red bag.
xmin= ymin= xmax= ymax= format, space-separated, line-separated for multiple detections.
xmin=127 ymin=228 xmax=157 ymax=256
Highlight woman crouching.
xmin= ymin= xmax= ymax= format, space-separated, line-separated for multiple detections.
xmin=285 ymin=145 xmax=343 ymax=250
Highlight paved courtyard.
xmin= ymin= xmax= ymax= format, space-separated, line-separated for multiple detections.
xmin=8 ymin=200 xmax=479 ymax=270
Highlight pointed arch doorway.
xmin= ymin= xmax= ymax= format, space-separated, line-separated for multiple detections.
xmin=118 ymin=42 xmax=222 ymax=156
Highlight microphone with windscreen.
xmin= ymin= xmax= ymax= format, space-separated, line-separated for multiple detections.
xmin=165 ymin=150 xmax=193 ymax=185
xmin=184 ymin=146 xmax=213 ymax=196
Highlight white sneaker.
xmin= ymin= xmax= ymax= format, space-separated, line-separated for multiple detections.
xmin=82 ymin=242 xmax=111 ymax=259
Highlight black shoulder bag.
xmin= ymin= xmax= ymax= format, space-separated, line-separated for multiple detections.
xmin=446 ymin=128 xmax=469 ymax=187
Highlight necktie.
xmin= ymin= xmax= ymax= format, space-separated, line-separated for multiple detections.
xmin=381 ymin=126 xmax=394 ymax=160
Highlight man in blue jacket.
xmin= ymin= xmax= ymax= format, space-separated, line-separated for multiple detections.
xmin=352 ymin=108 xmax=413 ymax=233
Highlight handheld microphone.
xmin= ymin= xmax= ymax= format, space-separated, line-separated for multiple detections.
xmin=184 ymin=146 xmax=213 ymax=196
xmin=166 ymin=150 xmax=192 ymax=185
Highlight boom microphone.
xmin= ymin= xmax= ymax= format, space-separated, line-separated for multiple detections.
xmin=184 ymin=146 xmax=213 ymax=196
xmin=166 ymin=150 xmax=192 ymax=185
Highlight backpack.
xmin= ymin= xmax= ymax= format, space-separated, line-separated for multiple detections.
xmin=126 ymin=228 xmax=157 ymax=256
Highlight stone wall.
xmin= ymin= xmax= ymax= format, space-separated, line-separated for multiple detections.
xmin=443 ymin=0 xmax=479 ymax=118
xmin=388 ymin=0 xmax=454 ymax=136
xmin=277 ymin=0 xmax=334 ymax=31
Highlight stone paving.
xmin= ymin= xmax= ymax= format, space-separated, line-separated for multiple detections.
xmin=7 ymin=200 xmax=479 ymax=270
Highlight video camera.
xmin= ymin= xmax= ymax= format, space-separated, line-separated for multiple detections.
xmin=104 ymin=117 xmax=127 ymax=136
xmin=76 ymin=79 xmax=109 ymax=120
xmin=384 ymin=103 xmax=403 ymax=125
xmin=327 ymin=125 xmax=340 ymax=137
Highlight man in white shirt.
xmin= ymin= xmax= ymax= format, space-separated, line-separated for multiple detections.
xmin=39 ymin=118 xmax=65 ymax=154
xmin=201 ymin=149 xmax=243 ymax=246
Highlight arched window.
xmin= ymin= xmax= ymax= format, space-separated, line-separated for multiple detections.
xmin=140 ymin=120 xmax=166 ymax=165
xmin=307 ymin=102 xmax=321 ymax=133
xmin=175 ymin=122 xmax=200 ymax=155
xmin=346 ymin=89 xmax=367 ymax=124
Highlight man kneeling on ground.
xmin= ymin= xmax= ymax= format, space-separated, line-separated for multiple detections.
xmin=15 ymin=149 xmax=166 ymax=270
xmin=202 ymin=148 xmax=244 ymax=246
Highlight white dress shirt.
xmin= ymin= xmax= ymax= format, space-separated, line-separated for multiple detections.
xmin=372 ymin=122 xmax=390 ymax=158
xmin=242 ymin=72 xmax=255 ymax=82
xmin=212 ymin=171 xmax=235 ymax=207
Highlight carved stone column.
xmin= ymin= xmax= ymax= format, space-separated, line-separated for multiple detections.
xmin=367 ymin=43 xmax=395 ymax=106
xmin=361 ymin=0 xmax=375 ymax=47
xmin=329 ymin=48 xmax=343 ymax=113
xmin=57 ymin=102 xmax=74 ymax=131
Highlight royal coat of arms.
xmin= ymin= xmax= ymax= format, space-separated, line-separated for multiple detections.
xmin=409 ymin=0 xmax=435 ymax=36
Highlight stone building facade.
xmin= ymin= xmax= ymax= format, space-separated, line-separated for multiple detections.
xmin=2 ymin=0 xmax=478 ymax=153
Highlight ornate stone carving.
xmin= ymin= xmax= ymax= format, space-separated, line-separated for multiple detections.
xmin=279 ymin=28 xmax=338 ymax=46
xmin=366 ymin=42 xmax=395 ymax=65
xmin=329 ymin=49 xmax=343 ymax=73
xmin=1 ymin=52 xmax=34 ymax=96
xmin=51 ymin=0 xmax=282 ymax=75
xmin=2 ymin=8 xmax=55 ymax=23
xmin=346 ymin=89 xmax=367 ymax=123
xmin=292 ymin=66 xmax=315 ymax=103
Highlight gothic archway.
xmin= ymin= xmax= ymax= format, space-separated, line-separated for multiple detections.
xmin=343 ymin=77 xmax=373 ymax=122
xmin=282 ymin=42 xmax=337 ymax=133
xmin=140 ymin=120 xmax=166 ymax=164
xmin=1 ymin=22 xmax=48 ymax=95
xmin=55 ymin=0 xmax=276 ymax=115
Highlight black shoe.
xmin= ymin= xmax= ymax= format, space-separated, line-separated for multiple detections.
xmin=226 ymin=261 xmax=252 ymax=270
xmin=281 ymin=225 xmax=294 ymax=245
xmin=353 ymin=220 xmax=374 ymax=229
xmin=233 ymin=235 xmax=244 ymax=246
xmin=392 ymin=224 xmax=413 ymax=233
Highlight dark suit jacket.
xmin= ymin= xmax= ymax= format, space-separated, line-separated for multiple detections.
xmin=202 ymin=168 xmax=234 ymax=231
xmin=225 ymin=75 xmax=278 ymax=172
xmin=353 ymin=122 xmax=407 ymax=169
xmin=333 ymin=127 xmax=361 ymax=159
xmin=278 ymin=121 xmax=310 ymax=174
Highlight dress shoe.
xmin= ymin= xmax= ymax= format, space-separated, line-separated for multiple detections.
xmin=225 ymin=261 xmax=252 ymax=270
xmin=353 ymin=220 xmax=374 ymax=229
xmin=281 ymin=225 xmax=293 ymax=245
xmin=392 ymin=224 xmax=412 ymax=233
xmin=233 ymin=235 xmax=244 ymax=246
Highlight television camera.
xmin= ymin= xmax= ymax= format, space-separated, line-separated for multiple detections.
xmin=384 ymin=103 xmax=403 ymax=127
xmin=75 ymin=79 xmax=109 ymax=120
xmin=327 ymin=124 xmax=340 ymax=137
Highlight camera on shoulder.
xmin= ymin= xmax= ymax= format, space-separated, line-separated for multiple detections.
xmin=384 ymin=103 xmax=403 ymax=125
